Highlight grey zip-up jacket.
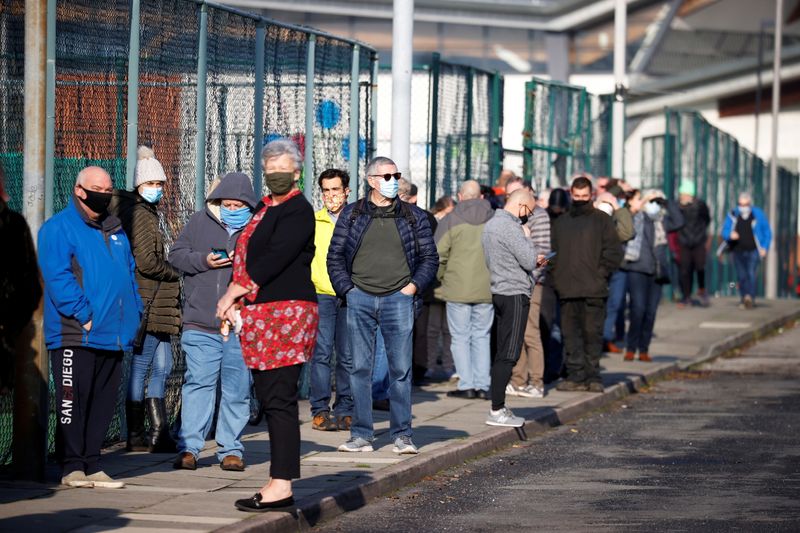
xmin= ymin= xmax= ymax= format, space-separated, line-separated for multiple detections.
xmin=168 ymin=173 xmax=257 ymax=333
xmin=482 ymin=209 xmax=538 ymax=296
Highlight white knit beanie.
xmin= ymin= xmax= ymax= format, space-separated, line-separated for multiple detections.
xmin=135 ymin=146 xmax=167 ymax=186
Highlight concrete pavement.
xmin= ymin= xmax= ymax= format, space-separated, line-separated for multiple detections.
xmin=0 ymin=297 xmax=797 ymax=532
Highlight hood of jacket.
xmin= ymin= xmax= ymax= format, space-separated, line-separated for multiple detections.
xmin=206 ymin=172 xmax=258 ymax=209
xmin=450 ymin=198 xmax=494 ymax=226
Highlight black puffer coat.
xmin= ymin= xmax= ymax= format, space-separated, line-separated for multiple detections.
xmin=110 ymin=190 xmax=181 ymax=335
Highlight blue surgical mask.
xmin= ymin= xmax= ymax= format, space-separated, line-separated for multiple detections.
xmin=617 ymin=198 xmax=626 ymax=208
xmin=140 ymin=186 xmax=163 ymax=204
xmin=220 ymin=205 xmax=252 ymax=230
xmin=379 ymin=178 xmax=399 ymax=199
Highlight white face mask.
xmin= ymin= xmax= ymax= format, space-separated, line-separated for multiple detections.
xmin=643 ymin=202 xmax=661 ymax=219
xmin=739 ymin=205 xmax=752 ymax=219
xmin=597 ymin=202 xmax=614 ymax=216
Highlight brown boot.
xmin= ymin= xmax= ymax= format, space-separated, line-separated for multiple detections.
xmin=605 ymin=342 xmax=623 ymax=354
xmin=173 ymin=452 xmax=197 ymax=470
xmin=623 ymin=351 xmax=635 ymax=361
xmin=220 ymin=455 xmax=245 ymax=471
xmin=336 ymin=415 xmax=352 ymax=431
xmin=312 ymin=411 xmax=339 ymax=431
xmin=639 ymin=352 xmax=652 ymax=362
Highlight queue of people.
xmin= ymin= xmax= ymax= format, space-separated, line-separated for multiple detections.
xmin=22 ymin=141 xmax=774 ymax=510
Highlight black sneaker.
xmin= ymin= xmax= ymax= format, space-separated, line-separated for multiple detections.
xmin=446 ymin=389 xmax=476 ymax=399
xmin=474 ymin=389 xmax=490 ymax=400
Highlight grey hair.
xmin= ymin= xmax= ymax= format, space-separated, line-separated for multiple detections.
xmin=366 ymin=156 xmax=396 ymax=177
xmin=261 ymin=138 xmax=302 ymax=170
xmin=738 ymin=191 xmax=753 ymax=203
xmin=75 ymin=166 xmax=111 ymax=187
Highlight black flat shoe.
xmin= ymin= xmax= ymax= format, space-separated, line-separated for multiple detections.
xmin=446 ymin=389 xmax=476 ymax=399
xmin=235 ymin=492 xmax=295 ymax=512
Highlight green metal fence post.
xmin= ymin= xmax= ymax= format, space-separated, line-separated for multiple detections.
xmin=522 ymin=81 xmax=534 ymax=186
xmin=252 ymin=23 xmax=265 ymax=195
xmin=348 ymin=44 xmax=359 ymax=202
xmin=428 ymin=53 xmax=440 ymax=207
xmin=303 ymin=34 xmax=316 ymax=203
xmin=44 ymin=0 xmax=55 ymax=218
xmin=194 ymin=3 xmax=209 ymax=210
xmin=464 ymin=67 xmax=474 ymax=181
xmin=125 ymin=0 xmax=141 ymax=189
xmin=489 ymin=70 xmax=502 ymax=184
xmin=663 ymin=108 xmax=673 ymax=198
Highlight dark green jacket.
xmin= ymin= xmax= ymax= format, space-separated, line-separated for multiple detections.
xmin=110 ymin=190 xmax=181 ymax=335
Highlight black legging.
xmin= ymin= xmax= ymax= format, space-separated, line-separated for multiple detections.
xmin=490 ymin=293 xmax=530 ymax=410
xmin=251 ymin=364 xmax=303 ymax=480
xmin=678 ymin=244 xmax=707 ymax=300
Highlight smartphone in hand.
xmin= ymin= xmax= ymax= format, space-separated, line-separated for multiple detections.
xmin=211 ymin=248 xmax=230 ymax=260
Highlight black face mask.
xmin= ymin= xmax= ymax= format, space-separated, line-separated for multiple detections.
xmin=78 ymin=186 xmax=112 ymax=214
xmin=518 ymin=205 xmax=532 ymax=225
xmin=571 ymin=200 xmax=590 ymax=208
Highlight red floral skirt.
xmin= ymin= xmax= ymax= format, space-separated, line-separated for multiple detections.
xmin=239 ymin=300 xmax=319 ymax=371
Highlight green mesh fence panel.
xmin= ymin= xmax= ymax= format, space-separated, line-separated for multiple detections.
xmin=0 ymin=0 xmax=24 ymax=214
xmin=641 ymin=109 xmax=798 ymax=300
xmin=431 ymin=62 xmax=468 ymax=200
xmin=313 ymin=37 xmax=352 ymax=203
xmin=522 ymin=78 xmax=613 ymax=191
xmin=470 ymin=71 xmax=491 ymax=185
xmin=262 ymin=25 xmax=307 ymax=197
xmin=0 ymin=0 xmax=375 ymax=465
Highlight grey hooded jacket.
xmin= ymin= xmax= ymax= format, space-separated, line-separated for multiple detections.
xmin=168 ymin=173 xmax=257 ymax=333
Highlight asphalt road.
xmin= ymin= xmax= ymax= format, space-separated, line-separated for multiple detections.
xmin=313 ymin=324 xmax=800 ymax=533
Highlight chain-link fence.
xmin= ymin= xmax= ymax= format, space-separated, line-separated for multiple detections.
xmin=0 ymin=0 xmax=376 ymax=465
xmin=640 ymin=109 xmax=799 ymax=299
xmin=522 ymin=77 xmax=613 ymax=192
xmin=428 ymin=54 xmax=504 ymax=205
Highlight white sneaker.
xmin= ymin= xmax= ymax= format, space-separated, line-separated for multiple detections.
xmin=86 ymin=471 xmax=125 ymax=489
xmin=61 ymin=471 xmax=92 ymax=488
xmin=392 ymin=435 xmax=419 ymax=454
xmin=523 ymin=384 xmax=544 ymax=398
xmin=485 ymin=407 xmax=525 ymax=427
xmin=506 ymin=383 xmax=538 ymax=398
xmin=337 ymin=436 xmax=374 ymax=452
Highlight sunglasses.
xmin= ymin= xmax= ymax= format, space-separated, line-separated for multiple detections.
xmin=369 ymin=172 xmax=402 ymax=181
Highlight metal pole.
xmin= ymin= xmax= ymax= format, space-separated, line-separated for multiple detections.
xmin=766 ymin=0 xmax=783 ymax=300
xmin=253 ymin=23 xmax=265 ymax=196
xmin=125 ymin=0 xmax=141 ymax=189
xmin=348 ymin=44 xmax=360 ymax=202
xmin=194 ymin=3 xmax=209 ymax=210
xmin=44 ymin=0 xmax=55 ymax=218
xmin=391 ymin=0 xmax=413 ymax=178
xmin=428 ymin=53 xmax=440 ymax=207
xmin=304 ymin=34 xmax=315 ymax=203
xmin=464 ymin=67 xmax=474 ymax=181
xmin=611 ymin=0 xmax=626 ymax=178
xmin=754 ymin=21 xmax=766 ymax=157
xmin=370 ymin=52 xmax=378 ymax=162
xmin=16 ymin=0 xmax=49 ymax=482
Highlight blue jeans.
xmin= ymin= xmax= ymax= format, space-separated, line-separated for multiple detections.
xmin=128 ymin=332 xmax=172 ymax=401
xmin=625 ymin=271 xmax=662 ymax=353
xmin=372 ymin=330 xmax=389 ymax=401
xmin=733 ymin=249 xmax=760 ymax=300
xmin=603 ymin=270 xmax=628 ymax=343
xmin=446 ymin=302 xmax=493 ymax=391
xmin=309 ymin=294 xmax=354 ymax=417
xmin=346 ymin=287 xmax=414 ymax=441
xmin=178 ymin=330 xmax=250 ymax=460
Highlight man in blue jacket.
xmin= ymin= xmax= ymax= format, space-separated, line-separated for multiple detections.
xmin=327 ymin=156 xmax=438 ymax=455
xmin=721 ymin=192 xmax=772 ymax=309
xmin=38 ymin=166 xmax=142 ymax=489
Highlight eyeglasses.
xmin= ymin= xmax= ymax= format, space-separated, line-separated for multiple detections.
xmin=369 ymin=172 xmax=401 ymax=181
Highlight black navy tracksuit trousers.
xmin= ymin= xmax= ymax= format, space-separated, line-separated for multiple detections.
xmin=50 ymin=347 xmax=123 ymax=476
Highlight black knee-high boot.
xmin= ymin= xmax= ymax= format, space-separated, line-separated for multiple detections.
xmin=145 ymin=397 xmax=177 ymax=453
xmin=126 ymin=400 xmax=148 ymax=452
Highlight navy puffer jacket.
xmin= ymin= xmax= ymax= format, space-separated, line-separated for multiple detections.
xmin=327 ymin=197 xmax=439 ymax=314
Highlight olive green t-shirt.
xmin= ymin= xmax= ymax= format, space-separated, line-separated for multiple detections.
xmin=351 ymin=202 xmax=411 ymax=296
